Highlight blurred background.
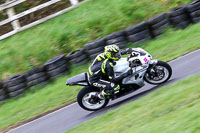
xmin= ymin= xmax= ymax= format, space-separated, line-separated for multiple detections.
xmin=0 ymin=0 xmax=193 ymax=79
xmin=0 ymin=0 xmax=200 ymax=132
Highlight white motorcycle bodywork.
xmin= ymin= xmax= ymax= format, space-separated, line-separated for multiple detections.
xmin=114 ymin=48 xmax=157 ymax=87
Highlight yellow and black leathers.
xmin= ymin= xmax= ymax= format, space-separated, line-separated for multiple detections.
xmin=87 ymin=49 xmax=132 ymax=95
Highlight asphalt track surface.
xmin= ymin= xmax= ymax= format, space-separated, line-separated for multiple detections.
xmin=8 ymin=49 xmax=200 ymax=133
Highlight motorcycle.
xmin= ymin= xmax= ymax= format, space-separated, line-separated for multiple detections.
xmin=66 ymin=48 xmax=172 ymax=111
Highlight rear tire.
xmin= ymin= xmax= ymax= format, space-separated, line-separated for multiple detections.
xmin=77 ymin=86 xmax=109 ymax=111
xmin=144 ymin=61 xmax=172 ymax=85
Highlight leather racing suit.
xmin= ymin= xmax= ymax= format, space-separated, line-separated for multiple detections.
xmin=87 ymin=49 xmax=131 ymax=95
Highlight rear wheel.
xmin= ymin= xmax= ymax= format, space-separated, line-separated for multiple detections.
xmin=77 ymin=87 xmax=109 ymax=111
xmin=144 ymin=61 xmax=172 ymax=85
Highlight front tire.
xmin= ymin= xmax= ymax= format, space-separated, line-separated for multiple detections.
xmin=144 ymin=61 xmax=172 ymax=85
xmin=77 ymin=86 xmax=109 ymax=111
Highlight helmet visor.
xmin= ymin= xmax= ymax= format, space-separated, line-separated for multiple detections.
xmin=113 ymin=51 xmax=121 ymax=59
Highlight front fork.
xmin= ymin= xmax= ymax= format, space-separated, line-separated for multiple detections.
xmin=147 ymin=60 xmax=158 ymax=79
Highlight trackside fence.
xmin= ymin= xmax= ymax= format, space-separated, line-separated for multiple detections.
xmin=0 ymin=0 xmax=90 ymax=40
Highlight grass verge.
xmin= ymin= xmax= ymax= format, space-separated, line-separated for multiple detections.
xmin=0 ymin=0 xmax=193 ymax=79
xmin=66 ymin=74 xmax=200 ymax=133
xmin=0 ymin=22 xmax=200 ymax=131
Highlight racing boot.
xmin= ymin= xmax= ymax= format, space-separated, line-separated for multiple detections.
xmin=98 ymin=85 xmax=120 ymax=99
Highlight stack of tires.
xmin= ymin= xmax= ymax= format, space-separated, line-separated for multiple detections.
xmin=0 ymin=82 xmax=7 ymax=102
xmin=147 ymin=13 xmax=169 ymax=38
xmin=66 ymin=48 xmax=88 ymax=65
xmin=168 ymin=6 xmax=191 ymax=29
xmin=186 ymin=0 xmax=200 ymax=23
xmin=26 ymin=65 xmax=49 ymax=89
xmin=84 ymin=38 xmax=105 ymax=60
xmin=105 ymin=30 xmax=128 ymax=48
xmin=125 ymin=22 xmax=151 ymax=45
xmin=5 ymin=74 xmax=26 ymax=98
xmin=45 ymin=55 xmax=69 ymax=80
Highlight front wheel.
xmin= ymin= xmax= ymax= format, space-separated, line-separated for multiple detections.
xmin=77 ymin=86 xmax=109 ymax=111
xmin=144 ymin=61 xmax=172 ymax=85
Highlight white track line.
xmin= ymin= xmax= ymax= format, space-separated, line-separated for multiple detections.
xmin=7 ymin=102 xmax=77 ymax=133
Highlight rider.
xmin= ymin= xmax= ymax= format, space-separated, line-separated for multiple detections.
xmin=87 ymin=44 xmax=133 ymax=97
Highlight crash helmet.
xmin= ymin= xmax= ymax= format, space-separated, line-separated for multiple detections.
xmin=104 ymin=44 xmax=121 ymax=61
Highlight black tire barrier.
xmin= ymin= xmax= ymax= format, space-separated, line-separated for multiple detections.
xmin=88 ymin=41 xmax=127 ymax=60
xmin=27 ymin=65 xmax=46 ymax=76
xmin=6 ymin=74 xmax=26 ymax=87
xmin=84 ymin=39 xmax=105 ymax=61
xmin=186 ymin=0 xmax=200 ymax=13
xmin=191 ymin=9 xmax=200 ymax=23
xmin=105 ymin=30 xmax=128 ymax=48
xmin=127 ymin=29 xmax=151 ymax=44
xmin=174 ymin=21 xmax=191 ymax=29
xmin=105 ymin=30 xmax=125 ymax=40
xmin=125 ymin=22 xmax=148 ymax=35
xmin=0 ymin=94 xmax=7 ymax=102
xmin=147 ymin=13 xmax=169 ymax=38
xmin=0 ymin=81 xmax=3 ymax=89
xmin=0 ymin=82 xmax=7 ymax=102
xmin=84 ymin=38 xmax=105 ymax=60
xmin=105 ymin=31 xmax=127 ymax=43
xmin=168 ymin=6 xmax=192 ymax=29
xmin=88 ymin=47 xmax=104 ymax=60
xmin=67 ymin=50 xmax=83 ymax=61
xmin=27 ymin=73 xmax=49 ymax=88
xmin=168 ymin=6 xmax=186 ymax=17
xmin=87 ymin=47 xmax=104 ymax=55
xmin=89 ymin=52 xmax=102 ymax=60
xmin=70 ymin=54 xmax=89 ymax=65
xmin=27 ymin=76 xmax=49 ymax=87
xmin=151 ymin=23 xmax=169 ymax=37
xmin=49 ymin=72 xmax=68 ymax=81
xmin=26 ymin=65 xmax=49 ymax=89
xmin=5 ymin=74 xmax=27 ymax=98
xmin=0 ymin=88 xmax=5 ymax=95
xmin=29 ymin=81 xmax=49 ymax=90
xmin=132 ymin=37 xmax=151 ymax=45
xmin=7 ymin=83 xmax=26 ymax=92
xmin=114 ymin=41 xmax=128 ymax=49
xmin=67 ymin=49 xmax=88 ymax=65
xmin=0 ymin=88 xmax=7 ymax=102
xmin=191 ymin=9 xmax=200 ymax=17
xmin=84 ymin=38 xmax=105 ymax=50
xmin=125 ymin=22 xmax=152 ymax=45
xmin=192 ymin=16 xmax=200 ymax=23
xmin=148 ymin=13 xmax=167 ymax=25
xmin=27 ymin=72 xmax=46 ymax=81
xmin=151 ymin=19 xmax=169 ymax=29
xmin=47 ymin=63 xmax=68 ymax=79
xmin=186 ymin=0 xmax=200 ymax=23
xmin=106 ymin=36 xmax=126 ymax=45
xmin=8 ymin=88 xmax=25 ymax=98
xmin=170 ymin=14 xmax=188 ymax=24
xmin=45 ymin=55 xmax=67 ymax=70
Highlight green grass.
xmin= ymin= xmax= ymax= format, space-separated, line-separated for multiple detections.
xmin=136 ymin=24 xmax=200 ymax=61
xmin=0 ymin=63 xmax=89 ymax=131
xmin=66 ymin=74 xmax=200 ymax=133
xmin=0 ymin=21 xmax=200 ymax=131
xmin=0 ymin=0 xmax=193 ymax=79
